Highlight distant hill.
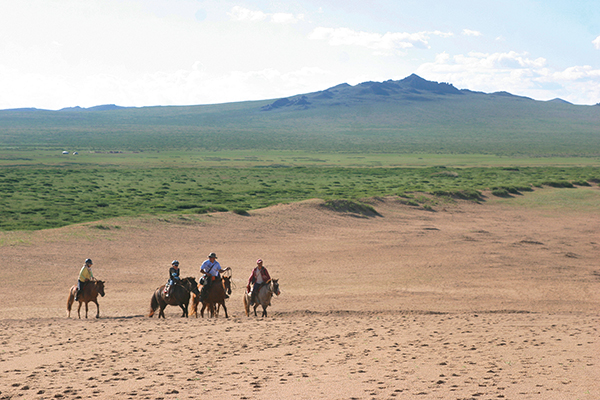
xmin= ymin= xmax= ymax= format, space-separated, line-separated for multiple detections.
xmin=59 ymin=104 xmax=128 ymax=112
xmin=1 ymin=74 xmax=599 ymax=156
xmin=261 ymin=74 xmax=465 ymax=111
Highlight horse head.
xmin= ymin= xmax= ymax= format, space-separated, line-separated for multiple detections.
xmin=271 ymin=279 xmax=280 ymax=296
xmin=223 ymin=276 xmax=232 ymax=295
xmin=97 ymin=280 xmax=105 ymax=297
xmin=183 ymin=277 xmax=200 ymax=296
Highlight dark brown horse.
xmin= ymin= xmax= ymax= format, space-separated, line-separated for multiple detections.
xmin=191 ymin=273 xmax=232 ymax=318
xmin=148 ymin=277 xmax=200 ymax=318
xmin=67 ymin=280 xmax=105 ymax=319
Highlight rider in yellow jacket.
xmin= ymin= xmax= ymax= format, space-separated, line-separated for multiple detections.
xmin=76 ymin=258 xmax=95 ymax=301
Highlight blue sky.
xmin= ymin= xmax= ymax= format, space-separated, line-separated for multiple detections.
xmin=1 ymin=0 xmax=600 ymax=109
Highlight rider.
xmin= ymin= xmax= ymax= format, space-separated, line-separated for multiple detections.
xmin=75 ymin=258 xmax=95 ymax=301
xmin=199 ymin=252 xmax=222 ymax=302
xmin=247 ymin=258 xmax=271 ymax=306
xmin=164 ymin=260 xmax=181 ymax=297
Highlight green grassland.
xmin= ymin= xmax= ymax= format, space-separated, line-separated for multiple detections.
xmin=1 ymin=79 xmax=599 ymax=231
xmin=2 ymin=88 xmax=600 ymax=156
xmin=1 ymin=158 xmax=597 ymax=230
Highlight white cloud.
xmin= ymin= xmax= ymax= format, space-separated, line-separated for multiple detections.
xmin=227 ymin=6 xmax=303 ymax=24
xmin=228 ymin=6 xmax=268 ymax=21
xmin=271 ymin=12 xmax=304 ymax=24
xmin=462 ymin=29 xmax=482 ymax=37
xmin=309 ymin=27 xmax=452 ymax=53
xmin=593 ymin=35 xmax=600 ymax=50
xmin=416 ymin=50 xmax=600 ymax=104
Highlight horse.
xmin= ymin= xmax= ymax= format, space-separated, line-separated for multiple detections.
xmin=148 ymin=277 xmax=200 ymax=318
xmin=191 ymin=269 xmax=232 ymax=318
xmin=243 ymin=279 xmax=280 ymax=317
xmin=67 ymin=280 xmax=105 ymax=319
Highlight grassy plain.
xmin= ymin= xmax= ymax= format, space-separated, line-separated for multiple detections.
xmin=1 ymin=87 xmax=599 ymax=231
xmin=1 ymin=149 xmax=598 ymax=231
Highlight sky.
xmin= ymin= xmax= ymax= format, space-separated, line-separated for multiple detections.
xmin=1 ymin=0 xmax=600 ymax=110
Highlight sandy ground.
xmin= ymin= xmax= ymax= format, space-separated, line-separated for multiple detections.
xmin=0 ymin=190 xmax=599 ymax=399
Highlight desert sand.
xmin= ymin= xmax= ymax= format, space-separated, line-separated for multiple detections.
xmin=0 ymin=190 xmax=599 ymax=399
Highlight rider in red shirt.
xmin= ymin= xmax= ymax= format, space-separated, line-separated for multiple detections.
xmin=247 ymin=259 xmax=271 ymax=306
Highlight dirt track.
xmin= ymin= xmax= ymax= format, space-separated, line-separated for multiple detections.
xmin=1 ymin=191 xmax=599 ymax=399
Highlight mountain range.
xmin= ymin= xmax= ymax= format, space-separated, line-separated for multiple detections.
xmin=1 ymin=74 xmax=599 ymax=156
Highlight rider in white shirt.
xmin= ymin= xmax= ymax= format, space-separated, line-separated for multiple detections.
xmin=199 ymin=252 xmax=222 ymax=301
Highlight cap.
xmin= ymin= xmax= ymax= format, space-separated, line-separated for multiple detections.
xmin=208 ymin=252 xmax=217 ymax=259
xmin=256 ymin=259 xmax=263 ymax=264
xmin=171 ymin=260 xmax=179 ymax=266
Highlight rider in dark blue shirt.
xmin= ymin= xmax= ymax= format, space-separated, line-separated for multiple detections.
xmin=165 ymin=260 xmax=181 ymax=297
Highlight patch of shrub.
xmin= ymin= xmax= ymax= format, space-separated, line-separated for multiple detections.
xmin=572 ymin=180 xmax=591 ymax=186
xmin=232 ymin=208 xmax=249 ymax=216
xmin=432 ymin=189 xmax=482 ymax=200
xmin=543 ymin=181 xmax=575 ymax=188
xmin=492 ymin=188 xmax=511 ymax=197
xmin=322 ymin=199 xmax=380 ymax=217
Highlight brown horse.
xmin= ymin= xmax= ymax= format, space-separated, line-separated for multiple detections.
xmin=67 ymin=280 xmax=105 ymax=319
xmin=191 ymin=273 xmax=232 ymax=318
xmin=148 ymin=277 xmax=199 ymax=318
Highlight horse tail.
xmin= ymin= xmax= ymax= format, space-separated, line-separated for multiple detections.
xmin=148 ymin=290 xmax=159 ymax=317
xmin=243 ymin=290 xmax=250 ymax=317
xmin=66 ymin=286 xmax=76 ymax=317
xmin=190 ymin=292 xmax=199 ymax=318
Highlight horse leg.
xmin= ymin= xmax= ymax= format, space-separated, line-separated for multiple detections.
xmin=253 ymin=304 xmax=258 ymax=317
xmin=159 ymin=303 xmax=166 ymax=318
xmin=77 ymin=301 xmax=82 ymax=319
xmin=221 ymin=301 xmax=229 ymax=318
xmin=262 ymin=306 xmax=267 ymax=318
xmin=180 ymin=304 xmax=187 ymax=318
xmin=93 ymin=300 xmax=100 ymax=318
xmin=85 ymin=302 xmax=89 ymax=318
xmin=200 ymin=303 xmax=206 ymax=318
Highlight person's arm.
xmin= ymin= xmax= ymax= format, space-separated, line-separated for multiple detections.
xmin=248 ymin=269 xmax=256 ymax=287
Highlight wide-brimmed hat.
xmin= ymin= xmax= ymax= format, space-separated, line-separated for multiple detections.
xmin=208 ymin=252 xmax=217 ymax=259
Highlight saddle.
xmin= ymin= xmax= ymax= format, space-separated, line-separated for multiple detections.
xmin=164 ymin=280 xmax=181 ymax=296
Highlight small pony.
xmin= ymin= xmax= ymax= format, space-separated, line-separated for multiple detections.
xmin=243 ymin=279 xmax=280 ymax=317
xmin=149 ymin=277 xmax=200 ymax=318
xmin=67 ymin=280 xmax=105 ymax=319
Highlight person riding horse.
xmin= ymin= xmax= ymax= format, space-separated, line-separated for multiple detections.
xmin=75 ymin=258 xmax=95 ymax=301
xmin=164 ymin=260 xmax=181 ymax=298
xmin=247 ymin=258 xmax=271 ymax=306
xmin=199 ymin=252 xmax=224 ymax=302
